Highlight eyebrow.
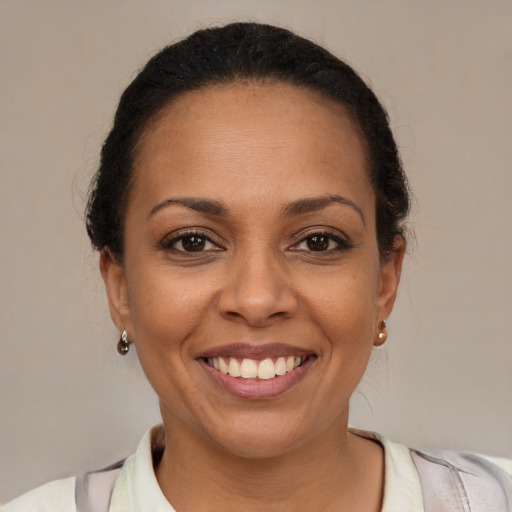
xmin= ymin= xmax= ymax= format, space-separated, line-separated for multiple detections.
xmin=149 ymin=197 xmax=228 ymax=218
xmin=282 ymin=195 xmax=366 ymax=225
xmin=148 ymin=194 xmax=365 ymax=225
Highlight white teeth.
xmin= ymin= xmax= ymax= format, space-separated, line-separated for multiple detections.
xmin=218 ymin=357 xmax=229 ymax=374
xmin=240 ymin=358 xmax=258 ymax=378
xmin=228 ymin=357 xmax=241 ymax=377
xmin=275 ymin=357 xmax=287 ymax=375
xmin=208 ymin=355 xmax=308 ymax=379
xmin=257 ymin=358 xmax=276 ymax=380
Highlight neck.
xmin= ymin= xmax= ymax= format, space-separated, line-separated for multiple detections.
xmin=155 ymin=413 xmax=383 ymax=512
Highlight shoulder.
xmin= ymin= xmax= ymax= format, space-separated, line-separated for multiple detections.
xmin=407 ymin=444 xmax=512 ymax=511
xmin=1 ymin=425 xmax=162 ymax=512
xmin=2 ymin=477 xmax=76 ymax=512
xmin=411 ymin=447 xmax=512 ymax=484
xmin=412 ymin=446 xmax=512 ymax=477
xmin=351 ymin=428 xmax=512 ymax=511
xmin=478 ymin=453 xmax=512 ymax=476
xmin=411 ymin=448 xmax=512 ymax=511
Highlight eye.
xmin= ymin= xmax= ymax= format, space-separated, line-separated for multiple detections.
xmin=160 ymin=230 xmax=222 ymax=253
xmin=292 ymin=231 xmax=352 ymax=253
xmin=179 ymin=234 xmax=209 ymax=252
xmin=305 ymin=234 xmax=331 ymax=251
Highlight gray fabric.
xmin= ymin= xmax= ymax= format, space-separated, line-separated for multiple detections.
xmin=75 ymin=464 xmax=123 ymax=512
xmin=411 ymin=449 xmax=512 ymax=512
xmin=411 ymin=451 xmax=470 ymax=511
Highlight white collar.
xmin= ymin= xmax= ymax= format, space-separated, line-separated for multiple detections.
xmin=350 ymin=428 xmax=424 ymax=512
xmin=110 ymin=424 xmax=424 ymax=511
xmin=110 ymin=425 xmax=174 ymax=511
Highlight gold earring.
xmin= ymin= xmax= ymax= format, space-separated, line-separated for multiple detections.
xmin=375 ymin=320 xmax=388 ymax=346
xmin=117 ymin=330 xmax=130 ymax=355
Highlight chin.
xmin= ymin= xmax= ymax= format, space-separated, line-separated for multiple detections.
xmin=200 ymin=410 xmax=323 ymax=460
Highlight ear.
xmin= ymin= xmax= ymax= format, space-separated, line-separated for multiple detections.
xmin=99 ymin=248 xmax=131 ymax=332
xmin=376 ymin=235 xmax=406 ymax=322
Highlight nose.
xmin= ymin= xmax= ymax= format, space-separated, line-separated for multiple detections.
xmin=217 ymin=250 xmax=299 ymax=328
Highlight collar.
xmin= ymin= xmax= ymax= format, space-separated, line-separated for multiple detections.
xmin=110 ymin=424 xmax=424 ymax=512
xmin=350 ymin=428 xmax=424 ymax=512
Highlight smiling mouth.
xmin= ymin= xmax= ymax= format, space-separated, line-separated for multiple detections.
xmin=203 ymin=355 xmax=311 ymax=380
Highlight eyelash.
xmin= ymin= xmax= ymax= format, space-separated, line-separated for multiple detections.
xmin=158 ymin=229 xmax=223 ymax=253
xmin=291 ymin=230 xmax=353 ymax=253
xmin=158 ymin=229 xmax=352 ymax=255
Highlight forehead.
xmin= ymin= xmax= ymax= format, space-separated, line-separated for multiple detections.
xmin=131 ymin=81 xmax=373 ymax=213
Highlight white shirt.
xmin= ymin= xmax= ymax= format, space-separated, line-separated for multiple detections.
xmin=3 ymin=425 xmax=512 ymax=511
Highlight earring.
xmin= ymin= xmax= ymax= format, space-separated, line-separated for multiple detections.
xmin=117 ymin=330 xmax=130 ymax=355
xmin=375 ymin=320 xmax=388 ymax=346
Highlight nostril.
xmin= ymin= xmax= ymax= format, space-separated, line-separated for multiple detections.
xmin=224 ymin=310 xmax=243 ymax=319
xmin=269 ymin=311 xmax=288 ymax=319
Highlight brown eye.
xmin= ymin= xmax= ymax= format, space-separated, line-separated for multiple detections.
xmin=291 ymin=231 xmax=352 ymax=254
xmin=159 ymin=230 xmax=223 ymax=254
xmin=181 ymin=235 xmax=206 ymax=252
xmin=306 ymin=235 xmax=329 ymax=251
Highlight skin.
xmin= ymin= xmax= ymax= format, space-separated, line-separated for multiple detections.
xmin=101 ymin=82 xmax=405 ymax=512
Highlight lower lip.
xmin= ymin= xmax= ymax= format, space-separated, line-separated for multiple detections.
xmin=198 ymin=356 xmax=316 ymax=399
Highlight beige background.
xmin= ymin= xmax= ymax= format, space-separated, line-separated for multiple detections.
xmin=1 ymin=0 xmax=511 ymax=502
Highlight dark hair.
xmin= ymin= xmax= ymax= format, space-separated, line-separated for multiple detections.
xmin=86 ymin=22 xmax=409 ymax=259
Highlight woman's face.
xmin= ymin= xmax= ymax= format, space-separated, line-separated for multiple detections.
xmin=102 ymin=82 xmax=403 ymax=458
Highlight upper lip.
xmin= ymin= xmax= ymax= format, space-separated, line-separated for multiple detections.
xmin=196 ymin=343 xmax=315 ymax=359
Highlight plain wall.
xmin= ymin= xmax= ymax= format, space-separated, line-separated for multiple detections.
xmin=1 ymin=0 xmax=511 ymax=501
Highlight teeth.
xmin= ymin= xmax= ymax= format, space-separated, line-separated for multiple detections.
xmin=228 ymin=357 xmax=241 ymax=377
xmin=275 ymin=357 xmax=287 ymax=375
xmin=218 ymin=357 xmax=229 ymax=375
xmin=240 ymin=358 xmax=258 ymax=378
xmin=258 ymin=358 xmax=276 ymax=380
xmin=208 ymin=355 xmax=308 ymax=379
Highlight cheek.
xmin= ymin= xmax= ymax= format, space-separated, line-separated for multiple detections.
xmin=297 ymin=261 xmax=380 ymax=333
xmin=124 ymin=266 xmax=220 ymax=416
xmin=125 ymin=262 xmax=218 ymax=348
xmin=295 ymin=262 xmax=379 ymax=377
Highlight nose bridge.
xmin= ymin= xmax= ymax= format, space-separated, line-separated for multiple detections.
xmin=218 ymin=243 xmax=297 ymax=326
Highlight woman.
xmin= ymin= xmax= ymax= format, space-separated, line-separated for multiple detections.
xmin=4 ymin=22 xmax=511 ymax=512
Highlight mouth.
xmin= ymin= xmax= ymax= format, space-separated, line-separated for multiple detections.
xmin=196 ymin=344 xmax=317 ymax=399
xmin=202 ymin=355 xmax=310 ymax=380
